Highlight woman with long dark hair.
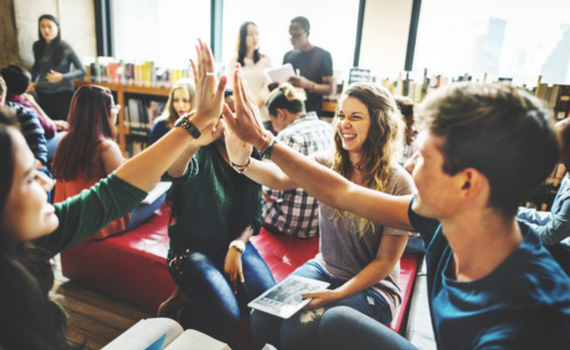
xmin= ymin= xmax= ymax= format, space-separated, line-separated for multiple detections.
xmin=227 ymin=21 xmax=272 ymax=123
xmin=0 ymin=40 xmax=226 ymax=350
xmin=51 ymin=85 xmax=131 ymax=239
xmin=32 ymin=14 xmax=85 ymax=121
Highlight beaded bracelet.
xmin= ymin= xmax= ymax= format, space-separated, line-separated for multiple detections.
xmin=230 ymin=158 xmax=251 ymax=174
xmin=261 ymin=137 xmax=277 ymax=160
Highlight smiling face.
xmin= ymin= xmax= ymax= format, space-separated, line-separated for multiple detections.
xmin=172 ymin=88 xmax=192 ymax=118
xmin=1 ymin=128 xmax=58 ymax=243
xmin=39 ymin=18 xmax=59 ymax=43
xmin=336 ymin=96 xmax=371 ymax=159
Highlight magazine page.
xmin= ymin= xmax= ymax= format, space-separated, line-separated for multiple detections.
xmin=141 ymin=181 xmax=172 ymax=204
xmin=164 ymin=329 xmax=231 ymax=350
xmin=263 ymin=63 xmax=296 ymax=84
xmin=102 ymin=318 xmax=183 ymax=350
xmin=248 ymin=276 xmax=330 ymax=319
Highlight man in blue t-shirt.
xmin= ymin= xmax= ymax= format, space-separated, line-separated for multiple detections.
xmin=282 ymin=16 xmax=333 ymax=115
xmin=225 ymin=80 xmax=570 ymax=349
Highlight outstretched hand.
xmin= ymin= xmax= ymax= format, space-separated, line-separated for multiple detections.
xmin=222 ymin=104 xmax=253 ymax=165
xmin=222 ymin=65 xmax=268 ymax=150
xmin=189 ymin=39 xmax=227 ymax=129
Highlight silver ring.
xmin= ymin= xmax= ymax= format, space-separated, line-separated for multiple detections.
xmin=206 ymin=72 xmax=215 ymax=76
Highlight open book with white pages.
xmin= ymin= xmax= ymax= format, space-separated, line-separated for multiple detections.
xmin=101 ymin=317 xmax=231 ymax=350
xmin=248 ymin=275 xmax=330 ymax=319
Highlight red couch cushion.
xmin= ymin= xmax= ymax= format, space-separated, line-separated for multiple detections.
xmin=61 ymin=208 xmax=418 ymax=334
xmin=60 ymin=203 xmax=176 ymax=311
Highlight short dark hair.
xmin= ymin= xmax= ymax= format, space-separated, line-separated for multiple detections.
xmin=291 ymin=16 xmax=310 ymax=35
xmin=1 ymin=65 xmax=32 ymax=96
xmin=418 ymin=83 xmax=559 ymax=218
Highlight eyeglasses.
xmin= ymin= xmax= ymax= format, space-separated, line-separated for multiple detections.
xmin=111 ymin=104 xmax=121 ymax=114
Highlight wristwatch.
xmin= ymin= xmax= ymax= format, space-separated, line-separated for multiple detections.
xmin=229 ymin=240 xmax=246 ymax=254
xmin=174 ymin=114 xmax=201 ymax=139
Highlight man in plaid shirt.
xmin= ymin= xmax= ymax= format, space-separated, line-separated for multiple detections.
xmin=263 ymin=84 xmax=334 ymax=238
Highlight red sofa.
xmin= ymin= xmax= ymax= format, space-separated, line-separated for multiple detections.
xmin=61 ymin=203 xmax=419 ymax=334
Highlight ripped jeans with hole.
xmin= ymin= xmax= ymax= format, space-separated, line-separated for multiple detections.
xmin=250 ymin=260 xmax=391 ymax=350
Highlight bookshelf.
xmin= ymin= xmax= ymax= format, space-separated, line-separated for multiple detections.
xmin=74 ymin=80 xmax=169 ymax=157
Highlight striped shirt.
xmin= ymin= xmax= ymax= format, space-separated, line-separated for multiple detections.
xmin=6 ymin=101 xmax=48 ymax=165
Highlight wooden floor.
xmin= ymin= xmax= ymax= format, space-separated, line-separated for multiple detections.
xmin=51 ymin=254 xmax=154 ymax=349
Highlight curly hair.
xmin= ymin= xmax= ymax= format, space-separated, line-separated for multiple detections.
xmin=330 ymin=82 xmax=405 ymax=234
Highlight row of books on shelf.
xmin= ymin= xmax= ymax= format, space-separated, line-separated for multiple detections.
xmin=535 ymin=83 xmax=570 ymax=120
xmin=83 ymin=57 xmax=192 ymax=88
xmin=124 ymin=98 xmax=166 ymax=131
xmin=353 ymin=69 xmax=570 ymax=119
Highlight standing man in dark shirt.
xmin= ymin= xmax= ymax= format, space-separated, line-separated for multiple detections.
xmin=283 ymin=16 xmax=333 ymax=115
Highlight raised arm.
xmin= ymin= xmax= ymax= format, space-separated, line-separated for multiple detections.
xmin=224 ymin=67 xmax=413 ymax=231
xmin=222 ymin=115 xmax=297 ymax=190
xmin=115 ymin=40 xmax=226 ymax=191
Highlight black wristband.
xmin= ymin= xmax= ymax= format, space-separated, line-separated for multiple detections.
xmin=174 ymin=115 xmax=201 ymax=139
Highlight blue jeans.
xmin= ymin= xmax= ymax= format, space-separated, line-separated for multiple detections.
xmin=167 ymin=241 xmax=275 ymax=340
xmin=319 ymin=306 xmax=419 ymax=350
xmin=250 ymin=260 xmax=392 ymax=350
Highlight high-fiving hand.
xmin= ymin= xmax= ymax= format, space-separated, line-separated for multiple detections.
xmin=222 ymin=64 xmax=268 ymax=151
xmin=188 ymin=39 xmax=227 ymax=136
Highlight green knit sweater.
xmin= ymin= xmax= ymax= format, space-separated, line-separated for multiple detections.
xmin=168 ymin=144 xmax=262 ymax=252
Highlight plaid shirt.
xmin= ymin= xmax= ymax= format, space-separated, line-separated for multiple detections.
xmin=263 ymin=112 xmax=334 ymax=238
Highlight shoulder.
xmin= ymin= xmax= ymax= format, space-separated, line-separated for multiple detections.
xmin=58 ymin=40 xmax=73 ymax=50
xmin=387 ymin=164 xmax=415 ymax=193
xmin=97 ymin=139 xmax=122 ymax=156
xmin=283 ymin=50 xmax=298 ymax=61
xmin=314 ymin=46 xmax=332 ymax=56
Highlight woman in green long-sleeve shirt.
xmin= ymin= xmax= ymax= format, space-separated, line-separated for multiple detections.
xmin=0 ymin=40 xmax=227 ymax=350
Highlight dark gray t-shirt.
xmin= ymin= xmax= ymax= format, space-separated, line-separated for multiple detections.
xmin=283 ymin=46 xmax=333 ymax=114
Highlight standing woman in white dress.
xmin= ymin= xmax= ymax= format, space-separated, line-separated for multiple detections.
xmin=228 ymin=21 xmax=272 ymax=126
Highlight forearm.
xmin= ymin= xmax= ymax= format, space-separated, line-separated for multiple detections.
xmin=334 ymin=260 xmax=397 ymax=300
xmin=62 ymin=52 xmax=86 ymax=81
xmin=235 ymin=226 xmax=254 ymax=244
xmin=307 ymin=80 xmax=333 ymax=96
xmin=267 ymin=143 xmax=413 ymax=230
xmin=115 ymin=127 xmax=199 ymax=191
xmin=166 ymin=141 xmax=201 ymax=178
xmin=242 ymin=158 xmax=297 ymax=190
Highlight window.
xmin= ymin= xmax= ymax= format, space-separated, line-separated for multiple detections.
xmin=413 ymin=0 xmax=570 ymax=86
xmin=112 ymin=0 xmax=210 ymax=69
xmin=219 ymin=0 xmax=360 ymax=77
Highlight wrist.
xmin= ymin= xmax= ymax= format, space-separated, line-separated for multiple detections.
xmin=253 ymin=130 xmax=271 ymax=151
xmin=229 ymin=240 xmax=246 ymax=254
xmin=307 ymin=81 xmax=316 ymax=91
xmin=176 ymin=112 xmax=202 ymax=139
xmin=230 ymin=158 xmax=251 ymax=174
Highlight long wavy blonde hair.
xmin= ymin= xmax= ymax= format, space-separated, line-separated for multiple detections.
xmin=331 ymin=82 xmax=405 ymax=234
